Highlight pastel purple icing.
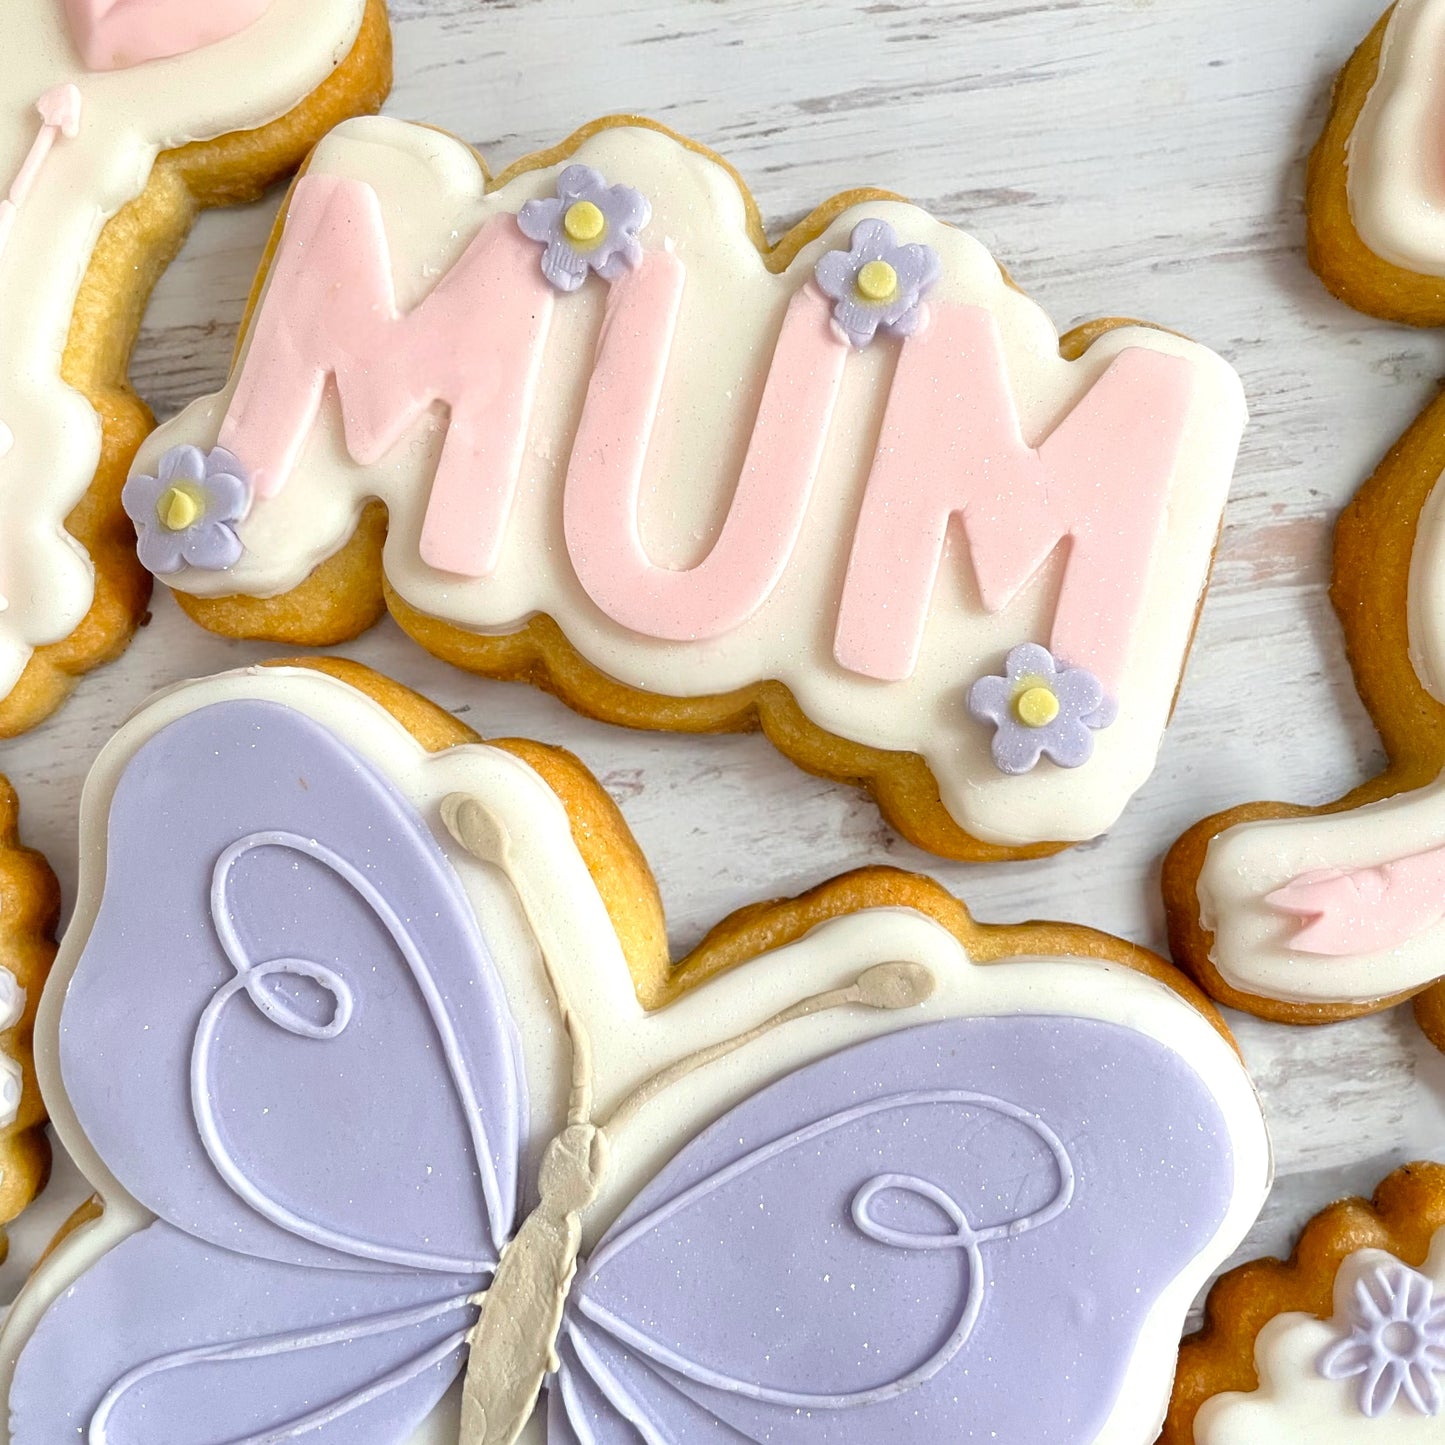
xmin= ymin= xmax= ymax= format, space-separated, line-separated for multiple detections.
xmin=14 ymin=699 xmax=1236 ymax=1442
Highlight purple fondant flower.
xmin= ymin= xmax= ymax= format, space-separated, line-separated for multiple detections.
xmin=967 ymin=643 xmax=1117 ymax=775
xmin=122 ymin=444 xmax=250 ymax=576
xmin=813 ymin=219 xmax=942 ymax=349
xmin=1319 ymin=1262 xmax=1445 ymax=1417
xmin=517 ymin=164 xmax=651 ymax=292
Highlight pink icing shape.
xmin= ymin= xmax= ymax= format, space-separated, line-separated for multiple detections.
xmin=216 ymin=174 xmax=554 ymax=578
xmin=832 ymin=305 xmax=1195 ymax=690
xmin=563 ymin=262 xmax=848 ymax=640
xmin=64 ymin=0 xmax=275 ymax=71
xmin=1267 ymin=850 xmax=1445 ymax=955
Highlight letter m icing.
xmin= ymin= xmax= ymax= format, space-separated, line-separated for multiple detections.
xmin=217 ymin=173 xmax=554 ymax=578
xmin=833 ymin=306 xmax=1196 ymax=692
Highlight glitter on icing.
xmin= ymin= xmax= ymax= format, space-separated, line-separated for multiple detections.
xmin=516 ymin=165 xmax=650 ymax=292
xmin=1318 ymin=1260 xmax=1445 ymax=1417
xmin=813 ymin=218 xmax=941 ymax=348
xmin=123 ymin=445 xmax=251 ymax=575
xmin=967 ymin=643 xmax=1117 ymax=775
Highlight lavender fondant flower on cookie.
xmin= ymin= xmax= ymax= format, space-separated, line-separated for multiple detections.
xmin=517 ymin=164 xmax=651 ymax=292
xmin=123 ymin=444 xmax=250 ymax=575
xmin=967 ymin=643 xmax=1117 ymax=775
xmin=1319 ymin=1261 xmax=1445 ymax=1417
xmin=813 ymin=219 xmax=942 ymax=348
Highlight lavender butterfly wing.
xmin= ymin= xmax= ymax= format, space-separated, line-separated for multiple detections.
xmin=10 ymin=1222 xmax=477 ymax=1443
xmin=13 ymin=699 xmax=528 ymax=1442
xmin=556 ymin=1015 xmax=1238 ymax=1445
xmin=58 ymin=698 xmax=525 ymax=1270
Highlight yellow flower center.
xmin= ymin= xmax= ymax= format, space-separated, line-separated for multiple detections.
xmin=1014 ymin=684 xmax=1060 ymax=729
xmin=855 ymin=259 xmax=898 ymax=304
xmin=563 ymin=200 xmax=607 ymax=247
xmin=157 ymin=483 xmax=204 ymax=532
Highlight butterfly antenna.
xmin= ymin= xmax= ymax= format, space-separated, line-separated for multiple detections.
xmin=601 ymin=961 xmax=935 ymax=1135
xmin=442 ymin=792 xmax=595 ymax=1126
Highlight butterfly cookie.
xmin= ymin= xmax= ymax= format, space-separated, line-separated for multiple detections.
xmin=0 ymin=0 xmax=389 ymax=735
xmin=122 ymin=114 xmax=1247 ymax=861
xmin=0 ymin=660 xmax=1269 ymax=1443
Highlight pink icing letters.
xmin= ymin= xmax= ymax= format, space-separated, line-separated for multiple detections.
xmin=65 ymin=0 xmax=275 ymax=71
xmin=832 ymin=306 xmax=1195 ymax=689
xmin=1268 ymin=848 xmax=1445 ymax=955
xmin=563 ymin=262 xmax=848 ymax=640
xmin=216 ymin=175 xmax=554 ymax=579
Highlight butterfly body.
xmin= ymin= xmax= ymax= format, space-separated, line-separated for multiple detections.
xmin=464 ymin=1124 xmax=610 ymax=1445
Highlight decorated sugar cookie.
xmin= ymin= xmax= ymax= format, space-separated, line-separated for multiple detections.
xmin=0 ymin=0 xmax=390 ymax=736
xmin=0 ymin=780 xmax=57 ymax=1263
xmin=0 ymin=660 xmax=1270 ymax=1443
xmin=1306 ymin=0 xmax=1445 ymax=324
xmin=127 ymin=116 xmax=1248 ymax=862
xmin=1165 ymin=0 xmax=1445 ymax=1053
xmin=1165 ymin=1161 xmax=1445 ymax=1443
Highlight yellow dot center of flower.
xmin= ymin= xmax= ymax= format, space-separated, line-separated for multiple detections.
xmin=856 ymin=259 xmax=898 ymax=303
xmin=157 ymin=483 xmax=203 ymax=532
xmin=1015 ymin=685 xmax=1060 ymax=728
xmin=563 ymin=200 xmax=607 ymax=246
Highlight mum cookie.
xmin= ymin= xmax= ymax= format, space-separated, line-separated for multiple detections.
xmin=0 ymin=781 xmax=57 ymax=1263
xmin=1165 ymin=0 xmax=1445 ymax=1053
xmin=1165 ymin=1161 xmax=1445 ymax=1442
xmin=0 ymin=0 xmax=390 ymax=736
xmin=0 ymin=660 xmax=1270 ymax=1442
xmin=127 ymin=116 xmax=1247 ymax=861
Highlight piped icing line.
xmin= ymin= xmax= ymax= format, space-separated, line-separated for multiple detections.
xmin=138 ymin=116 xmax=1247 ymax=849
xmin=0 ymin=664 xmax=1270 ymax=1445
xmin=0 ymin=86 xmax=83 ymax=263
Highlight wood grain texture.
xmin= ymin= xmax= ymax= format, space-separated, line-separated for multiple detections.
xmin=0 ymin=0 xmax=1441 ymax=1376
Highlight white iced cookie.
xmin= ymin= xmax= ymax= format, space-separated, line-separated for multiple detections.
xmin=130 ymin=115 xmax=1247 ymax=861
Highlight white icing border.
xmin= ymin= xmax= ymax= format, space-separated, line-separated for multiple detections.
xmin=0 ymin=666 xmax=1270 ymax=1444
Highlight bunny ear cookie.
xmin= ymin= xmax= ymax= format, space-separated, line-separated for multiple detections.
xmin=0 ymin=659 xmax=1270 ymax=1444
xmin=1166 ymin=1161 xmax=1445 ymax=1443
xmin=1163 ymin=0 xmax=1445 ymax=1054
xmin=123 ymin=114 xmax=1248 ymax=862
xmin=0 ymin=0 xmax=390 ymax=738
xmin=1307 ymin=0 xmax=1445 ymax=323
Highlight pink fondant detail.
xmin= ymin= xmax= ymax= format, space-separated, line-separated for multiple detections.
xmin=562 ymin=266 xmax=848 ymax=641
xmin=216 ymin=175 xmax=554 ymax=578
xmin=833 ymin=305 xmax=1196 ymax=690
xmin=1267 ymin=850 xmax=1445 ymax=955
xmin=0 ymin=86 xmax=85 ymax=262
xmin=64 ymin=0 xmax=274 ymax=71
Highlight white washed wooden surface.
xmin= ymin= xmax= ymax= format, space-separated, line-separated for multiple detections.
xmin=4 ymin=0 xmax=1445 ymax=1327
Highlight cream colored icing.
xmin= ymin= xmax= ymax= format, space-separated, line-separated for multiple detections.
xmin=0 ymin=665 xmax=1270 ymax=1445
xmin=0 ymin=0 xmax=366 ymax=701
xmin=1346 ymin=0 xmax=1445 ymax=277
xmin=140 ymin=117 xmax=1247 ymax=849
xmin=1197 ymin=774 xmax=1445 ymax=1004
xmin=1194 ymin=1230 xmax=1445 ymax=1443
